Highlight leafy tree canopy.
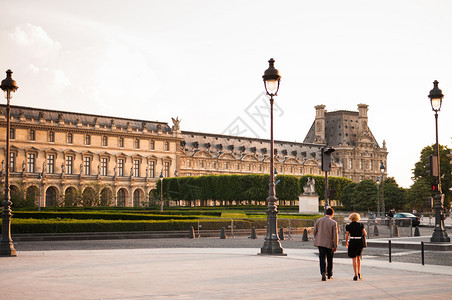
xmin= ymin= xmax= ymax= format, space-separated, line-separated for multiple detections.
xmin=412 ymin=144 xmax=451 ymax=207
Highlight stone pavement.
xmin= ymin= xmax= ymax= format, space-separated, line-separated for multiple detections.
xmin=2 ymin=246 xmax=452 ymax=299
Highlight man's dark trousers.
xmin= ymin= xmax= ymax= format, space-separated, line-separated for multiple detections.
xmin=318 ymin=246 xmax=334 ymax=276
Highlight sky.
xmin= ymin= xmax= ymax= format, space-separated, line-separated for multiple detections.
xmin=1 ymin=0 xmax=452 ymax=188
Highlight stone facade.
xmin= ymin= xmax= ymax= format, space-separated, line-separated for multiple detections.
xmin=179 ymin=131 xmax=342 ymax=177
xmin=0 ymin=103 xmax=386 ymax=207
xmin=303 ymin=104 xmax=388 ymax=181
xmin=0 ymin=105 xmax=182 ymax=208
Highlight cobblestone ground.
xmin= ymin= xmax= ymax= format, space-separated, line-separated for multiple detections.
xmin=13 ymin=225 xmax=452 ymax=267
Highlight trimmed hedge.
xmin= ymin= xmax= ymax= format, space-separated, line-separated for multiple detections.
xmin=13 ymin=211 xmax=205 ymax=221
xmin=8 ymin=218 xmax=270 ymax=234
xmin=157 ymin=174 xmax=353 ymax=202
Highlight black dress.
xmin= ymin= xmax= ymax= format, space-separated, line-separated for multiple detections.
xmin=346 ymin=221 xmax=364 ymax=258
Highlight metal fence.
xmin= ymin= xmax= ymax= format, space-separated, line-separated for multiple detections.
xmin=194 ymin=217 xmax=316 ymax=239
xmin=193 ymin=217 xmax=416 ymax=240
xmin=338 ymin=218 xmax=416 ymax=241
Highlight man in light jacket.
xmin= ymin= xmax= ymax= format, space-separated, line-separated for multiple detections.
xmin=313 ymin=207 xmax=338 ymax=281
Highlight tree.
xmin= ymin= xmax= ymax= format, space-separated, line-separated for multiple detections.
xmin=379 ymin=177 xmax=406 ymax=211
xmin=339 ymin=177 xmax=405 ymax=212
xmin=340 ymin=182 xmax=357 ymax=210
xmin=412 ymin=144 xmax=451 ymax=208
xmin=406 ymin=178 xmax=432 ymax=212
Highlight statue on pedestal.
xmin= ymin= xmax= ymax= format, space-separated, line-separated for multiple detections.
xmin=303 ymin=177 xmax=316 ymax=196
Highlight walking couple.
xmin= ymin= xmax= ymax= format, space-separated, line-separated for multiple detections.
xmin=313 ymin=208 xmax=367 ymax=281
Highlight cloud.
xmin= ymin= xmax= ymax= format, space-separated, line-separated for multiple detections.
xmin=5 ymin=23 xmax=61 ymax=65
xmin=9 ymin=23 xmax=61 ymax=49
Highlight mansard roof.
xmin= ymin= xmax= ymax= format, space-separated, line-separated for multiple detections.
xmin=303 ymin=106 xmax=380 ymax=148
xmin=2 ymin=104 xmax=172 ymax=133
xmin=181 ymin=131 xmax=322 ymax=164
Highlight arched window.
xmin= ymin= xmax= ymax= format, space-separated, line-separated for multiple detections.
xmin=85 ymin=134 xmax=91 ymax=145
xmin=117 ymin=189 xmax=126 ymax=207
xmin=46 ymin=187 xmax=57 ymax=207
xmin=135 ymin=138 xmax=140 ymax=149
xmin=133 ymin=190 xmax=142 ymax=207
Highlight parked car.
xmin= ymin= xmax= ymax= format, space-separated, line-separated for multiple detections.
xmin=392 ymin=212 xmax=420 ymax=227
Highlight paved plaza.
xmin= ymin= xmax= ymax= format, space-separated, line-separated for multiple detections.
xmin=2 ymin=237 xmax=452 ymax=299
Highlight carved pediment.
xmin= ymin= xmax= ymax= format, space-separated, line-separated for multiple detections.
xmin=193 ymin=150 xmax=212 ymax=158
xmin=81 ymin=150 xmax=96 ymax=156
xmin=218 ymin=153 xmax=235 ymax=160
xmin=304 ymin=159 xmax=319 ymax=166
xmin=241 ymin=154 xmax=259 ymax=161
xmin=284 ymin=158 xmax=299 ymax=164
xmin=99 ymin=151 xmax=112 ymax=157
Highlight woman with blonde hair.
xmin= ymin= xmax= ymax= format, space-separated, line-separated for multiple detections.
xmin=345 ymin=212 xmax=367 ymax=281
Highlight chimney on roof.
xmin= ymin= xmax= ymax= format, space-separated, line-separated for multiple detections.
xmin=314 ymin=105 xmax=326 ymax=144
xmin=357 ymin=104 xmax=369 ymax=133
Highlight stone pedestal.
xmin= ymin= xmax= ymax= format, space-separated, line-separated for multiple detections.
xmin=299 ymin=195 xmax=319 ymax=214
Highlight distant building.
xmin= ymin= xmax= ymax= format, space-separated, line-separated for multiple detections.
xmin=0 ymin=105 xmax=181 ymax=208
xmin=179 ymin=131 xmax=341 ymax=178
xmin=181 ymin=104 xmax=387 ymax=182
xmin=0 ymin=103 xmax=386 ymax=207
xmin=303 ymin=104 xmax=388 ymax=181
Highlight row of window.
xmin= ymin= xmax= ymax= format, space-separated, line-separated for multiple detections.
xmin=9 ymin=153 xmax=171 ymax=178
xmin=10 ymin=128 xmax=170 ymax=150
xmin=184 ymin=159 xmax=339 ymax=175
xmin=344 ymin=159 xmax=385 ymax=171
xmin=183 ymin=167 xmax=341 ymax=177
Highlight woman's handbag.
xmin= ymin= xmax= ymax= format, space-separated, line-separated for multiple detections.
xmin=362 ymin=235 xmax=367 ymax=248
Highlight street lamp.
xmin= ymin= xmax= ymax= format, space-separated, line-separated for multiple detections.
xmin=380 ymin=162 xmax=385 ymax=219
xmin=37 ymin=172 xmax=42 ymax=211
xmin=260 ymin=58 xmax=285 ymax=255
xmin=376 ymin=176 xmax=380 ymax=218
xmin=159 ymin=171 xmax=164 ymax=212
xmin=428 ymin=80 xmax=450 ymax=242
xmin=0 ymin=70 xmax=18 ymax=256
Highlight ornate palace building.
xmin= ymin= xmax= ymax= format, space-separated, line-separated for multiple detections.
xmin=0 ymin=103 xmax=387 ymax=207
xmin=179 ymin=132 xmax=342 ymax=177
xmin=0 ymin=105 xmax=182 ymax=207
xmin=303 ymin=104 xmax=388 ymax=182
xmin=180 ymin=104 xmax=387 ymax=182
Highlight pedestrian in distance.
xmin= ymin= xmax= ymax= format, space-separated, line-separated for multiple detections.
xmin=345 ymin=213 xmax=367 ymax=281
xmin=313 ymin=207 xmax=338 ymax=281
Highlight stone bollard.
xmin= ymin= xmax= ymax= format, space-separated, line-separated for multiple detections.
xmin=393 ymin=225 xmax=399 ymax=237
xmin=414 ymin=226 xmax=421 ymax=237
xmin=249 ymin=227 xmax=257 ymax=239
xmin=302 ymin=228 xmax=309 ymax=242
xmin=373 ymin=225 xmax=379 ymax=237
xmin=279 ymin=227 xmax=285 ymax=240
xmin=189 ymin=226 xmax=195 ymax=239
xmin=220 ymin=227 xmax=226 ymax=239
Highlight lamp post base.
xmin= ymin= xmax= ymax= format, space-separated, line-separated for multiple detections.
xmin=0 ymin=241 xmax=17 ymax=256
xmin=430 ymin=194 xmax=450 ymax=243
xmin=260 ymin=240 xmax=286 ymax=256
xmin=430 ymin=228 xmax=450 ymax=243
xmin=259 ymin=200 xmax=286 ymax=256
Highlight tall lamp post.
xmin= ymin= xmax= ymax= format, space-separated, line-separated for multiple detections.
xmin=376 ymin=176 xmax=380 ymax=218
xmin=260 ymin=58 xmax=285 ymax=255
xmin=0 ymin=69 xmax=18 ymax=256
xmin=428 ymin=80 xmax=450 ymax=242
xmin=159 ymin=171 xmax=164 ymax=212
xmin=380 ymin=162 xmax=385 ymax=219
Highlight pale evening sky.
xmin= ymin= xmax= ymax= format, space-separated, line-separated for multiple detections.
xmin=1 ymin=0 xmax=452 ymax=188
